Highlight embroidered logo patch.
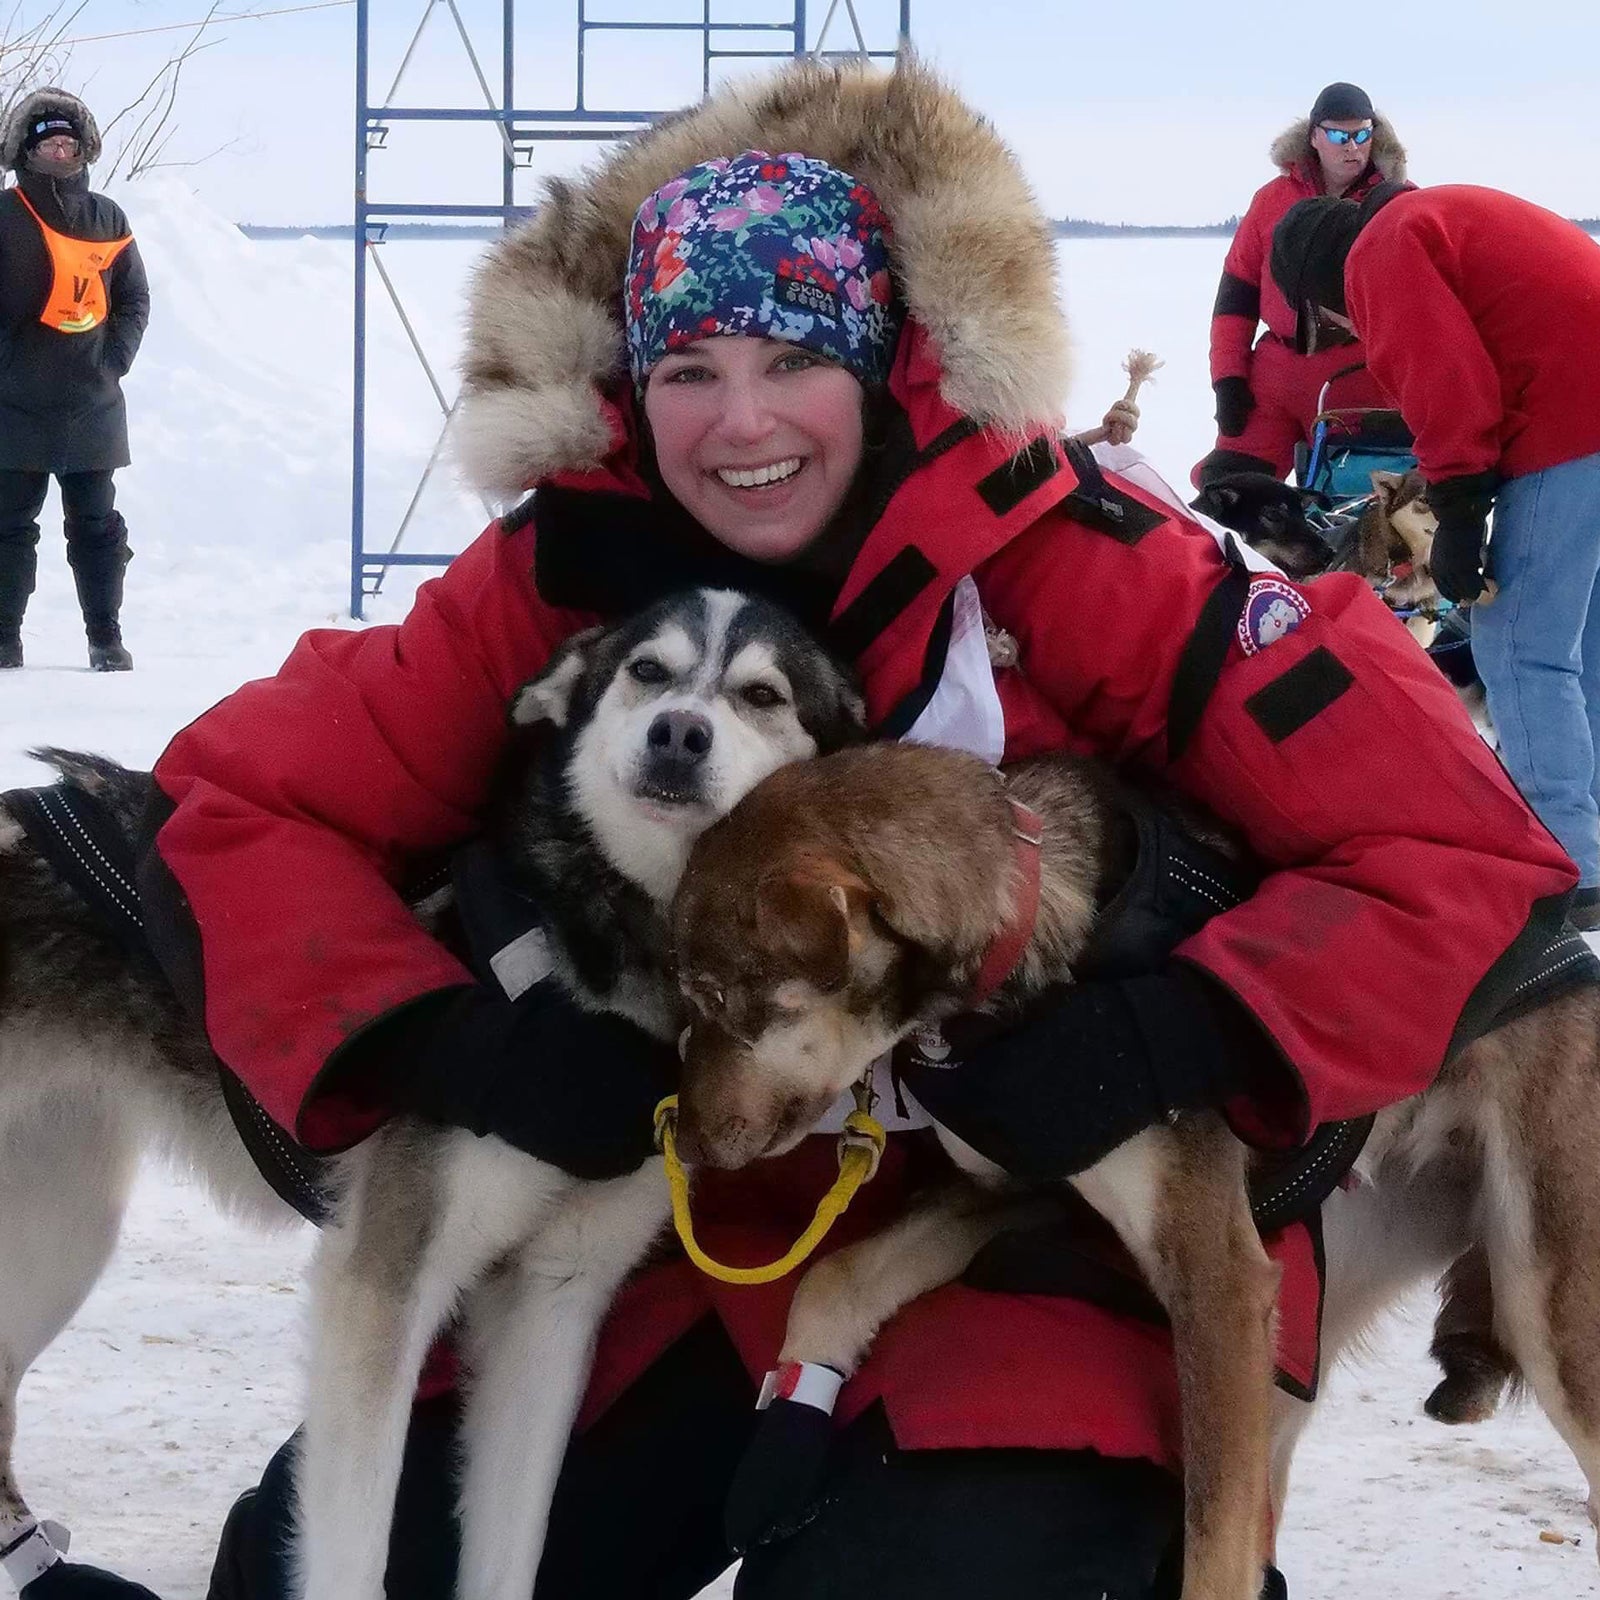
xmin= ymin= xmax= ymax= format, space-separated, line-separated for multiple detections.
xmin=1237 ymin=576 xmax=1311 ymax=657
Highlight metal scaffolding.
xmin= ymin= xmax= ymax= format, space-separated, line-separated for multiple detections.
xmin=351 ymin=0 xmax=912 ymax=618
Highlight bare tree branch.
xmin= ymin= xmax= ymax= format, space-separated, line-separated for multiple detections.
xmin=103 ymin=0 xmax=234 ymax=182
xmin=0 ymin=0 xmax=244 ymax=185
xmin=0 ymin=1 xmax=90 ymax=134
xmin=135 ymin=132 xmax=245 ymax=174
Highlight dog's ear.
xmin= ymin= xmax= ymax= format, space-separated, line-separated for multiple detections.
xmin=1368 ymin=470 xmax=1405 ymax=512
xmin=509 ymin=627 xmax=605 ymax=729
xmin=817 ymin=678 xmax=869 ymax=751
xmin=754 ymin=857 xmax=873 ymax=991
xmin=794 ymin=657 xmax=869 ymax=752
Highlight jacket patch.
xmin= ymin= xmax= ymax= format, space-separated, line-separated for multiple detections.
xmin=1245 ymin=647 xmax=1354 ymax=743
xmin=1059 ymin=438 xmax=1167 ymax=545
xmin=831 ymin=545 xmax=937 ymax=661
xmin=1213 ymin=270 xmax=1261 ymax=321
xmin=1237 ymin=576 xmax=1311 ymax=657
xmin=976 ymin=436 xmax=1060 ymax=517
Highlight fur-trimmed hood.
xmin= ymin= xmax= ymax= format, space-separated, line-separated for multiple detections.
xmin=455 ymin=55 xmax=1069 ymax=502
xmin=1 ymin=89 xmax=102 ymax=172
xmin=1269 ymin=113 xmax=1406 ymax=189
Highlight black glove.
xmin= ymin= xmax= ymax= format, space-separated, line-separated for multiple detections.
xmin=21 ymin=1563 xmax=162 ymax=1599
xmin=1426 ymin=472 xmax=1499 ymax=605
xmin=360 ymin=980 xmax=677 ymax=1181
xmin=724 ymin=1395 xmax=835 ymax=1554
xmin=1213 ymin=376 xmax=1256 ymax=439
xmin=898 ymin=966 xmax=1282 ymax=1181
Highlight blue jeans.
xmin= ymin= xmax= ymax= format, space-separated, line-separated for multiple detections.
xmin=1472 ymin=450 xmax=1600 ymax=885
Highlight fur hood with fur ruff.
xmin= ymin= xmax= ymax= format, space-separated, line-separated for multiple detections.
xmin=1269 ymin=113 xmax=1406 ymax=189
xmin=455 ymin=55 xmax=1069 ymax=502
xmin=1 ymin=89 xmax=102 ymax=172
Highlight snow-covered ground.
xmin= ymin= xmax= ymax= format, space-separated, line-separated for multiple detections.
xmin=3 ymin=179 xmax=1598 ymax=1600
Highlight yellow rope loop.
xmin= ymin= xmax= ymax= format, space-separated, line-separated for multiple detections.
xmin=652 ymin=1094 xmax=886 ymax=1286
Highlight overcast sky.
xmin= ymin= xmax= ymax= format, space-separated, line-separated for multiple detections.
xmin=42 ymin=0 xmax=1600 ymax=225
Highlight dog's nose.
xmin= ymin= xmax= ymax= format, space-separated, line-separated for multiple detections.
xmin=647 ymin=710 xmax=713 ymax=765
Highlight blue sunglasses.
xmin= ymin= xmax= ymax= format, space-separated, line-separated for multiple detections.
xmin=1318 ymin=124 xmax=1373 ymax=146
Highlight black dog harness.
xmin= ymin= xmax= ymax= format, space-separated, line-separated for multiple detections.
xmin=2 ymin=779 xmax=334 ymax=1223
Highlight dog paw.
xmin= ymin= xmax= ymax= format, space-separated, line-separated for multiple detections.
xmin=1424 ymin=1359 xmax=1510 ymax=1426
xmin=22 ymin=1562 xmax=164 ymax=1600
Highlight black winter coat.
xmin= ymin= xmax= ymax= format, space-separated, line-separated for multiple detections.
xmin=0 ymin=170 xmax=150 ymax=472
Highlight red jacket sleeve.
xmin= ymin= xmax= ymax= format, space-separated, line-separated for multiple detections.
xmin=1209 ymin=183 xmax=1274 ymax=385
xmin=1346 ymin=220 xmax=1505 ymax=482
xmin=978 ymin=499 xmax=1575 ymax=1139
xmin=149 ymin=520 xmax=586 ymax=1142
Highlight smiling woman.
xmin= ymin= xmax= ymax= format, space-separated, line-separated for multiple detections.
xmin=644 ymin=340 xmax=867 ymax=562
xmin=623 ymin=146 xmax=895 ymax=562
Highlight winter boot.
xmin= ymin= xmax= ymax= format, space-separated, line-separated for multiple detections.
xmin=0 ymin=540 xmax=37 ymax=669
xmin=67 ymin=521 xmax=133 ymax=672
xmin=86 ymin=629 xmax=133 ymax=672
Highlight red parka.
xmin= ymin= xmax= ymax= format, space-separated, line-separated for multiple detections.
xmin=147 ymin=64 xmax=1575 ymax=1468
xmin=1345 ymin=185 xmax=1600 ymax=483
xmin=1210 ymin=115 xmax=1406 ymax=385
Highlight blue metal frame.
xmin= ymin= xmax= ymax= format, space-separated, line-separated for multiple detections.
xmin=350 ymin=0 xmax=912 ymax=619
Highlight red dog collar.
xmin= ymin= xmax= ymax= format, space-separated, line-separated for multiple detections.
xmin=968 ymin=798 xmax=1044 ymax=1007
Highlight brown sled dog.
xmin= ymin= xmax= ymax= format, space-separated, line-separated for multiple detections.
xmin=1355 ymin=468 xmax=1449 ymax=641
xmin=669 ymin=740 xmax=1600 ymax=1598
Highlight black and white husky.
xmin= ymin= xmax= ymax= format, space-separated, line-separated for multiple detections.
xmin=0 ymin=587 xmax=864 ymax=1600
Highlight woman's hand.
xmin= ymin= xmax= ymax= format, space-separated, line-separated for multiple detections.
xmin=898 ymin=966 xmax=1283 ymax=1180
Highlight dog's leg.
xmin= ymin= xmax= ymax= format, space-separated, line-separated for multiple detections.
xmin=1473 ymin=1023 xmax=1600 ymax=1550
xmin=1426 ymin=1244 xmax=1516 ymax=1424
xmin=454 ymin=1166 xmax=668 ymax=1600
xmin=718 ymin=1180 xmax=1055 ymax=1559
xmin=0 ymin=1087 xmax=138 ymax=1546
xmin=1074 ymin=1117 xmax=1278 ymax=1600
xmin=295 ymin=1133 xmax=510 ymax=1600
xmin=780 ymin=1182 xmax=1049 ymax=1377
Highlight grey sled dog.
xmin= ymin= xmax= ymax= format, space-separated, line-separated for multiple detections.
xmin=0 ymin=587 xmax=864 ymax=1600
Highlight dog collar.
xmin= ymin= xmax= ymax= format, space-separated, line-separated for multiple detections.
xmin=968 ymin=798 xmax=1044 ymax=1007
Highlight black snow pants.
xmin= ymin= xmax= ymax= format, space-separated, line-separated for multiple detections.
xmin=0 ymin=467 xmax=128 ymax=638
xmin=202 ymin=1317 xmax=1291 ymax=1600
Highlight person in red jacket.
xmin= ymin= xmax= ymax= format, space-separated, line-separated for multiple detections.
xmin=37 ymin=61 xmax=1576 ymax=1600
xmin=1193 ymin=82 xmax=1405 ymax=490
xmin=1270 ymin=182 xmax=1600 ymax=928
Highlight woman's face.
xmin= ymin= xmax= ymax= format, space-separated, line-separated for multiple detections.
xmin=643 ymin=335 xmax=866 ymax=563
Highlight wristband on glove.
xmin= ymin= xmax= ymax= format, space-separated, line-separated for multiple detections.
xmin=756 ymin=1361 xmax=845 ymax=1415
xmin=1213 ymin=376 xmax=1256 ymax=439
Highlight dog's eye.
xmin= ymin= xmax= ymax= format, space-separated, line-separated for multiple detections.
xmin=628 ymin=657 xmax=670 ymax=685
xmin=740 ymin=683 xmax=786 ymax=709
